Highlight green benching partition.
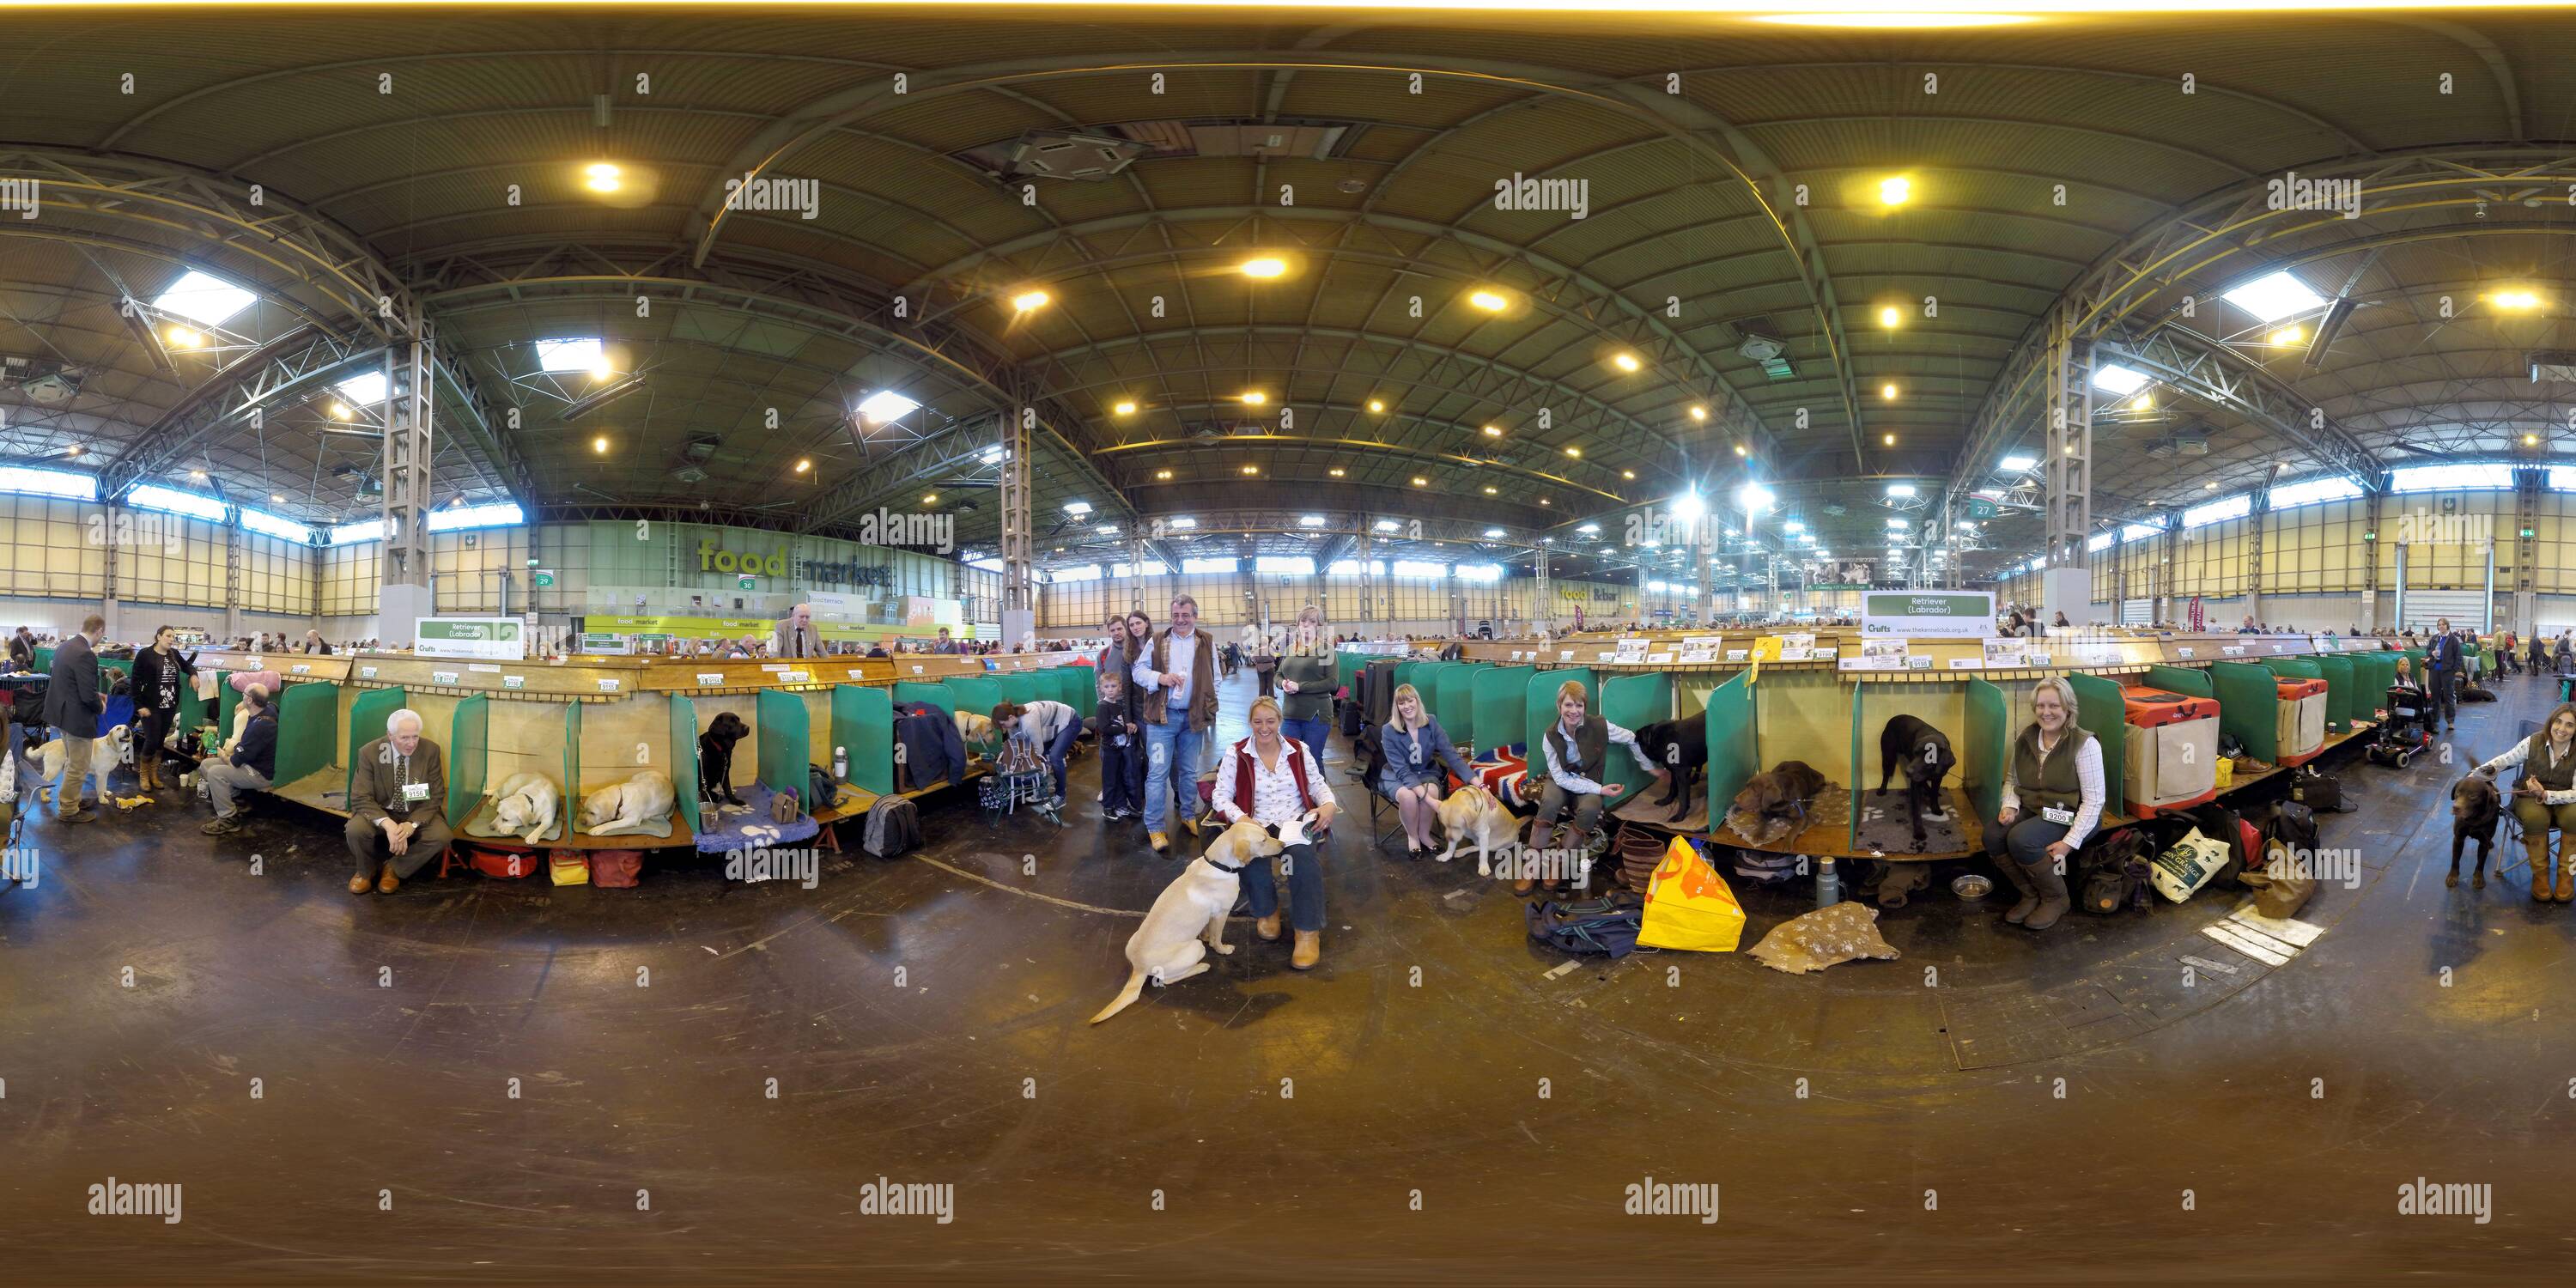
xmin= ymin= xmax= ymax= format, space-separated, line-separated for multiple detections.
xmin=996 ymin=672 xmax=1048 ymax=708
xmin=1434 ymin=661 xmax=1486 ymax=751
xmin=1406 ymin=661 xmax=1450 ymax=714
xmin=1600 ymin=672 xmax=1670 ymax=802
xmin=1054 ymin=665 xmax=1094 ymax=708
xmin=2313 ymin=654 xmax=2357 ymax=732
xmin=1473 ymin=665 xmax=1535 ymax=754
xmin=835 ymin=684 xmax=894 ymax=797
xmin=2068 ymin=671 xmax=2128 ymax=818
xmin=1526 ymin=668 xmax=1597 ymax=764
xmin=1967 ymin=677 xmax=2009 ymax=831
xmin=447 ymin=695 xmax=488 ymax=823
xmin=1393 ymin=660 xmax=1421 ymax=700
xmin=1848 ymin=679 xmax=1866 ymax=850
xmin=345 ymin=686 xmax=409 ymax=803
xmin=213 ymin=671 xmax=238 ymax=744
xmin=271 ymin=681 xmax=339 ymax=791
xmin=1704 ymin=671 xmax=1759 ymax=821
xmin=2354 ymin=653 xmax=2397 ymax=713
xmin=669 ymin=695 xmax=701 ymax=833
xmin=2208 ymin=661 xmax=2281 ymax=764
xmin=950 ymin=675 xmax=1005 ymax=720
xmin=892 ymin=680 xmax=957 ymax=713
xmin=755 ymin=688 xmax=809 ymax=804
xmin=2143 ymin=665 xmax=2215 ymax=700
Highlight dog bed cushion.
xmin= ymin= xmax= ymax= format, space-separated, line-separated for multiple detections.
xmin=461 ymin=786 xmax=566 ymax=844
xmin=693 ymin=781 xmax=818 ymax=853
xmin=1850 ymin=785 xmax=1973 ymax=856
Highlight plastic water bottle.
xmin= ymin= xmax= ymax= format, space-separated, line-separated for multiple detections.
xmin=1814 ymin=855 xmax=1839 ymax=908
xmin=832 ymin=744 xmax=848 ymax=782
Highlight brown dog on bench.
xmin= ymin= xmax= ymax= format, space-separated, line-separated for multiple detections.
xmin=1725 ymin=760 xmax=1828 ymax=847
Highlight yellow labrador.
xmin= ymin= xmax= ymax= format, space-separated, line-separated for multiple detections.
xmin=1089 ymin=818 xmax=1290 ymax=1024
xmin=1433 ymin=784 xmax=1520 ymax=877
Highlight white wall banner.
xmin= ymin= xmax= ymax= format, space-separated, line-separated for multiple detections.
xmin=1861 ymin=591 xmax=1997 ymax=639
xmin=414 ymin=617 xmax=528 ymax=660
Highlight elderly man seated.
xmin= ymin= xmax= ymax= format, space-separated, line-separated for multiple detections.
xmin=198 ymin=683 xmax=278 ymax=835
xmin=345 ymin=708 xmax=451 ymax=895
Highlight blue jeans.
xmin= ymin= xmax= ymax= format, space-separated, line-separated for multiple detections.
xmin=1041 ymin=720 xmax=1080 ymax=801
xmin=1280 ymin=715 xmax=1331 ymax=770
xmin=1241 ymin=840 xmax=1324 ymax=933
xmin=1142 ymin=720 xmax=1204 ymax=833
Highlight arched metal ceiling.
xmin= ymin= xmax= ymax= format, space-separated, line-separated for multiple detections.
xmin=1 ymin=3 xmax=2573 ymax=584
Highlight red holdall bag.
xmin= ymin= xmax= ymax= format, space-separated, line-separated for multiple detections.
xmin=590 ymin=851 xmax=643 ymax=888
xmin=471 ymin=848 xmax=538 ymax=879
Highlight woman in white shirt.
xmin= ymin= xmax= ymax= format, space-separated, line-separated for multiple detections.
xmin=2475 ymin=702 xmax=2576 ymax=902
xmin=995 ymin=698 xmax=1081 ymax=810
xmin=1986 ymin=675 xmax=2104 ymax=932
xmin=1212 ymin=696 xmax=1339 ymax=969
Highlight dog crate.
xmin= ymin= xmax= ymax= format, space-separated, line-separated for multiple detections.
xmin=2119 ymin=685 xmax=2219 ymax=817
xmin=2274 ymin=677 xmax=2329 ymax=766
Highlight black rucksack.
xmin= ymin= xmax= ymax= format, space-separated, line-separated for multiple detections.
xmin=2077 ymin=829 xmax=2153 ymax=914
xmin=808 ymin=763 xmax=839 ymax=814
xmin=2290 ymin=767 xmax=2350 ymax=812
xmin=1525 ymin=892 xmax=1643 ymax=958
xmin=862 ymin=794 xmax=920 ymax=859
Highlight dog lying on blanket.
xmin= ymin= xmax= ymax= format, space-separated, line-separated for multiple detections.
xmin=1434 ymin=784 xmax=1521 ymax=877
xmin=580 ymin=770 xmax=677 ymax=837
xmin=34 ymin=725 xmax=132 ymax=808
xmin=1090 ymin=817 xmax=1293 ymax=1024
xmin=489 ymin=772 xmax=561 ymax=846
xmin=1723 ymin=759 xmax=1829 ymax=848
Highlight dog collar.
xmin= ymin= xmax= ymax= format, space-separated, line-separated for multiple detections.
xmin=1200 ymin=854 xmax=1250 ymax=873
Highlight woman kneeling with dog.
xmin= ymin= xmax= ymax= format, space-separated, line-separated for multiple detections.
xmin=1986 ymin=675 xmax=2104 ymax=932
xmin=1377 ymin=683 xmax=1476 ymax=860
xmin=1211 ymin=696 xmax=1338 ymax=969
xmin=2472 ymin=701 xmax=2576 ymax=902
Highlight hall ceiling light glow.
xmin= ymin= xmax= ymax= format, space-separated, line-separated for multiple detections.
xmin=2221 ymin=270 xmax=2326 ymax=323
xmin=1375 ymin=519 xmax=1402 ymax=532
xmin=1011 ymin=289 xmax=1050 ymax=313
xmin=2268 ymin=325 xmax=2306 ymax=347
xmin=1622 ymin=469 xmax=1637 ymax=480
xmin=591 ymin=435 xmax=610 ymax=454
xmin=1327 ymin=467 xmax=1346 ymax=477
xmin=153 ymin=270 xmax=257 ymax=327
xmin=1999 ymin=453 xmax=2038 ymax=472
xmin=1483 ymin=485 xmax=1499 ymax=495
xmin=1484 ymin=527 xmax=1506 ymax=538
xmin=793 ymin=459 xmax=811 ymax=473
xmin=1239 ymin=391 xmax=1267 ymax=405
xmin=334 ymin=371 xmax=389 ymax=406
xmin=1113 ymin=400 xmax=1138 ymax=416
xmin=1739 ymin=482 xmax=1776 ymax=513
xmin=1155 ymin=469 xmax=1174 ymax=480
xmin=536 ymin=337 xmax=604 ymax=374
xmin=1688 ymin=404 xmax=1709 ymax=422
xmin=1366 ymin=399 xmax=1386 ymax=413
xmin=1886 ymin=483 xmax=1917 ymax=497
xmin=1064 ymin=501 xmax=1094 ymax=515
xmin=1412 ymin=476 xmax=1429 ymax=486
xmin=1877 ymin=306 xmax=1900 ymax=328
xmin=1577 ymin=523 xmax=1601 ymax=535
xmin=1097 ymin=524 xmax=1119 ymax=535
xmin=2490 ymin=289 xmax=2543 ymax=310
xmin=2091 ymin=364 xmax=2150 ymax=396
xmin=166 ymin=325 xmax=201 ymax=348
xmin=1611 ymin=352 xmax=1643 ymax=373
xmin=1880 ymin=383 xmax=1898 ymax=399
xmin=1877 ymin=175 xmax=1912 ymax=206
xmin=1759 ymin=12 xmax=2033 ymax=28
xmin=1170 ymin=517 xmax=1197 ymax=528
xmin=1563 ymin=445 xmax=1582 ymax=458
xmin=1883 ymin=432 xmax=1897 ymax=445
xmin=1467 ymin=289 xmax=1510 ymax=312
xmin=2129 ymin=393 xmax=2154 ymax=410
xmin=581 ymin=161 xmax=623 ymax=193
xmin=856 ymin=390 xmax=920 ymax=423
xmin=1239 ymin=257 xmax=1289 ymax=278
xmin=1242 ymin=465 xmax=1261 ymax=475
xmin=923 ymin=493 xmax=939 ymax=504
xmin=1482 ymin=424 xmax=1504 ymax=437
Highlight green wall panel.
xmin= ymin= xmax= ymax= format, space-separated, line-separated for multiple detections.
xmin=835 ymin=684 xmax=894 ymax=797
xmin=345 ymin=687 xmax=408 ymax=803
xmin=669 ymin=695 xmax=701 ymax=833
xmin=2068 ymin=671 xmax=2127 ymax=818
xmin=1704 ymin=672 xmax=1759 ymax=819
xmin=755 ymin=688 xmax=808 ymax=803
xmin=1473 ymin=665 xmax=1535 ymax=755
xmin=2208 ymin=661 xmax=2281 ymax=763
xmin=447 ymin=694 xmax=488 ymax=822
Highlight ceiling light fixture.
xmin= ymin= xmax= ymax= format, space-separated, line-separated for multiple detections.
xmin=581 ymin=161 xmax=622 ymax=193
xmin=1366 ymin=399 xmax=1386 ymax=413
xmin=1467 ymin=289 xmax=1510 ymax=312
xmin=1240 ymin=391 xmax=1267 ymax=405
xmin=1611 ymin=352 xmax=1643 ymax=374
xmin=1011 ymin=289 xmax=1051 ymax=313
xmin=1877 ymin=175 xmax=1912 ymax=206
xmin=794 ymin=459 xmax=811 ymax=473
xmin=1239 ymin=258 xmax=1288 ymax=278
xmin=1877 ymin=306 xmax=1900 ymax=328
xmin=1113 ymin=400 xmax=1138 ymax=416
xmin=591 ymin=435 xmax=610 ymax=454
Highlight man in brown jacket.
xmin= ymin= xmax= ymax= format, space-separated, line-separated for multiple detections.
xmin=1131 ymin=594 xmax=1218 ymax=854
xmin=344 ymin=708 xmax=452 ymax=894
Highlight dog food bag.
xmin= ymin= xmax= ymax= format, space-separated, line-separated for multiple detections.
xmin=2148 ymin=828 xmax=2231 ymax=902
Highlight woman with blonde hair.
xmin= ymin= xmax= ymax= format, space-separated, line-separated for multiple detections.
xmin=1376 ymin=682 xmax=1476 ymax=860
xmin=1986 ymin=675 xmax=2104 ymax=932
xmin=1211 ymin=695 xmax=1338 ymax=969
xmin=1273 ymin=605 xmax=1338 ymax=766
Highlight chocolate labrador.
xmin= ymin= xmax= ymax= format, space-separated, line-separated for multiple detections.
xmin=2449 ymin=773 xmax=2501 ymax=890
xmin=1727 ymin=759 xmax=1829 ymax=846
xmin=1876 ymin=714 xmax=1959 ymax=851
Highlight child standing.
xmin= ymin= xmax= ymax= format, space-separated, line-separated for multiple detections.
xmin=1098 ymin=670 xmax=1142 ymax=821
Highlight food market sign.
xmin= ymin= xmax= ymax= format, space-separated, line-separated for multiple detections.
xmin=1861 ymin=592 xmax=1996 ymax=639
xmin=415 ymin=617 xmax=527 ymax=660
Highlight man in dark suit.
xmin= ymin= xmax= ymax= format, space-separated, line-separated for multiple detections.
xmin=44 ymin=612 xmax=106 ymax=823
xmin=2427 ymin=617 xmax=2463 ymax=735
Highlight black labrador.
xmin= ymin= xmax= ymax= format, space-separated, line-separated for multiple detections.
xmin=1875 ymin=714 xmax=1958 ymax=851
xmin=1634 ymin=712 xmax=1707 ymax=822
xmin=699 ymin=712 xmax=751 ymax=808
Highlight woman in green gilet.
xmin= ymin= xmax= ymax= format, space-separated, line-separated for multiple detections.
xmin=2474 ymin=702 xmax=2576 ymax=902
xmin=1985 ymin=676 xmax=2105 ymax=932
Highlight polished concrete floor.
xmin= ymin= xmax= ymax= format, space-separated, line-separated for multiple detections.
xmin=5 ymin=666 xmax=2573 ymax=1284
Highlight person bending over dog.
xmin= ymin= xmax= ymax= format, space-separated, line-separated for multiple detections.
xmin=1376 ymin=683 xmax=1474 ymax=860
xmin=1985 ymin=675 xmax=2104 ymax=932
xmin=2473 ymin=701 xmax=2576 ymax=903
xmin=345 ymin=708 xmax=451 ymax=895
xmin=1528 ymin=679 xmax=1666 ymax=895
xmin=1210 ymin=696 xmax=1338 ymax=969
xmin=994 ymin=696 xmax=1082 ymax=811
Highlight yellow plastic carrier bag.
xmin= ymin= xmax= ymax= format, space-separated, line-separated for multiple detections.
xmin=1637 ymin=836 xmax=1746 ymax=952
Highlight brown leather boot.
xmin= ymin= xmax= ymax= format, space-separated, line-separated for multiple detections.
xmin=1255 ymin=913 xmax=1281 ymax=942
xmin=2555 ymin=853 xmax=2573 ymax=903
xmin=349 ymin=872 xmax=374 ymax=895
xmin=1291 ymin=930 xmax=1320 ymax=970
xmin=2532 ymin=837 xmax=2555 ymax=902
